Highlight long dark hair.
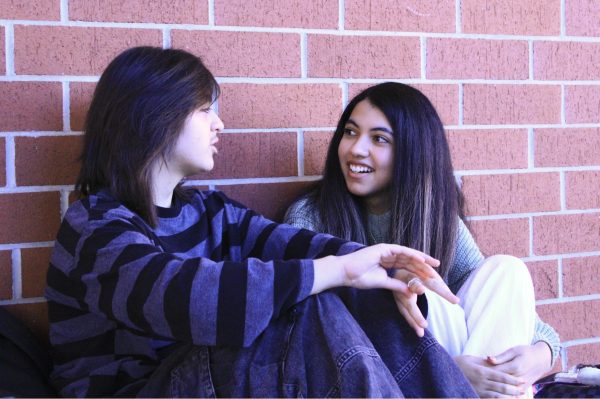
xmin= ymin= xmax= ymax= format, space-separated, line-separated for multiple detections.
xmin=76 ymin=46 xmax=220 ymax=226
xmin=309 ymin=82 xmax=463 ymax=278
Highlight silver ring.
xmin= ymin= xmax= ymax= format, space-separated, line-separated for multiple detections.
xmin=407 ymin=277 xmax=423 ymax=289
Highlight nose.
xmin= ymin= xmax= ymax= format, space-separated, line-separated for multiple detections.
xmin=349 ymin=135 xmax=369 ymax=157
xmin=213 ymin=113 xmax=224 ymax=132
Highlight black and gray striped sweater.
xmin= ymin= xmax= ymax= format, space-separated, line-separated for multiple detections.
xmin=45 ymin=189 xmax=361 ymax=397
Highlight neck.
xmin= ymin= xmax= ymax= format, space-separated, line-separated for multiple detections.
xmin=151 ymin=161 xmax=182 ymax=208
xmin=363 ymin=192 xmax=391 ymax=215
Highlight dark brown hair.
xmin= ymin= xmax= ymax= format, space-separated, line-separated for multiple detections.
xmin=76 ymin=46 xmax=220 ymax=226
xmin=308 ymin=82 xmax=464 ymax=278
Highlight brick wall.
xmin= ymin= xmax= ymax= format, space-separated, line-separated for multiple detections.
xmin=1 ymin=0 xmax=599 ymax=369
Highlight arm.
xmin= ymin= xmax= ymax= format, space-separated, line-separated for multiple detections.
xmin=69 ymin=198 xmax=443 ymax=349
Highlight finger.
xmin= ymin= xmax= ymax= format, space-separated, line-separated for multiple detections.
xmin=484 ymin=380 xmax=525 ymax=397
xmin=380 ymin=276 xmax=410 ymax=295
xmin=487 ymin=348 xmax=519 ymax=365
xmin=393 ymin=256 xmax=440 ymax=279
xmin=406 ymin=276 xmax=427 ymax=295
xmin=486 ymin=368 xmax=526 ymax=386
xmin=396 ymin=300 xmax=425 ymax=337
xmin=422 ymin=278 xmax=460 ymax=304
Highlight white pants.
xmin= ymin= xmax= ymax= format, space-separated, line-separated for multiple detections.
xmin=425 ymin=255 xmax=536 ymax=396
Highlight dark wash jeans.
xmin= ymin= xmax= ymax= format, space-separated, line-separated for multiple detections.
xmin=138 ymin=289 xmax=477 ymax=398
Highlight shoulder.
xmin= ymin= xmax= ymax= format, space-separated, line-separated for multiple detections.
xmin=283 ymin=195 xmax=321 ymax=231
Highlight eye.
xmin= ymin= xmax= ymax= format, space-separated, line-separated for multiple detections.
xmin=374 ymin=135 xmax=391 ymax=144
xmin=343 ymin=128 xmax=357 ymax=136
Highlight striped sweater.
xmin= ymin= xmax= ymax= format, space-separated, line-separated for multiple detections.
xmin=45 ymin=189 xmax=361 ymax=397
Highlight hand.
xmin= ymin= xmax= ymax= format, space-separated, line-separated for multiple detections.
xmin=390 ymin=269 xmax=460 ymax=337
xmin=455 ymin=355 xmax=526 ymax=397
xmin=311 ymin=243 xmax=441 ymax=295
xmin=486 ymin=343 xmax=553 ymax=386
xmin=343 ymin=243 xmax=441 ymax=291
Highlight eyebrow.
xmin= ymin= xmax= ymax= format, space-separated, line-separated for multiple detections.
xmin=346 ymin=118 xmax=393 ymax=135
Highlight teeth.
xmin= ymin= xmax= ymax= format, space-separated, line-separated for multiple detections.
xmin=349 ymin=164 xmax=373 ymax=173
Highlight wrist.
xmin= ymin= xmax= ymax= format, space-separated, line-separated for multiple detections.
xmin=311 ymin=255 xmax=347 ymax=295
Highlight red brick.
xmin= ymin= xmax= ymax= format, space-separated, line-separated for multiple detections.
xmin=0 ymin=192 xmax=61 ymax=244
xmin=14 ymin=26 xmax=162 ymax=75
xmin=0 ymin=251 xmax=12 ymax=300
xmin=462 ymin=0 xmax=560 ymax=35
xmin=566 ymin=343 xmax=600 ymax=368
xmin=535 ymin=128 xmax=600 ymax=167
xmin=463 ymin=85 xmax=561 ymax=125
xmin=537 ymin=300 xmax=600 ymax=341
xmin=70 ymin=82 xmax=96 ymax=132
xmin=4 ymin=302 xmax=49 ymax=345
xmin=448 ymin=129 xmax=528 ymax=171
xmin=0 ymin=82 xmax=62 ymax=131
xmin=566 ymin=0 xmax=600 ymax=36
xmin=0 ymin=138 xmax=5 ymax=187
xmin=535 ymin=42 xmax=600 ymax=81
xmin=533 ymin=213 xmax=600 ymax=255
xmin=427 ymin=38 xmax=528 ymax=80
xmin=15 ymin=136 xmax=82 ymax=186
xmin=0 ymin=26 xmax=5 ymax=75
xmin=562 ymin=256 xmax=600 ymax=297
xmin=525 ymin=260 xmax=558 ymax=300
xmin=192 ymin=132 xmax=297 ymax=179
xmin=566 ymin=171 xmax=600 ymax=210
xmin=0 ymin=0 xmax=59 ymax=20
xmin=565 ymin=85 xmax=600 ymax=124
xmin=214 ymin=0 xmax=338 ymax=28
xmin=468 ymin=218 xmax=529 ymax=258
xmin=345 ymin=0 xmax=455 ymax=32
xmin=70 ymin=0 xmax=208 ymax=24
xmin=349 ymin=83 xmax=458 ymax=126
xmin=462 ymin=173 xmax=560 ymax=216
xmin=308 ymin=35 xmax=420 ymax=78
xmin=21 ymin=247 xmax=52 ymax=298
xmin=172 ymin=31 xmax=300 ymax=78
xmin=218 ymin=182 xmax=313 ymax=222
xmin=304 ymin=131 xmax=334 ymax=176
xmin=219 ymin=84 xmax=342 ymax=129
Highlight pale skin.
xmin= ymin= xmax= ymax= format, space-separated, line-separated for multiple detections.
xmin=339 ymin=99 xmax=553 ymax=397
xmin=150 ymin=104 xmax=458 ymax=313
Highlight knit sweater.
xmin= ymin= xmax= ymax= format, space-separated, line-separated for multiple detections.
xmin=284 ymin=196 xmax=561 ymax=365
xmin=45 ymin=189 xmax=361 ymax=397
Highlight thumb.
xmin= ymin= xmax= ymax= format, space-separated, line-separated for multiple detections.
xmin=487 ymin=347 xmax=518 ymax=365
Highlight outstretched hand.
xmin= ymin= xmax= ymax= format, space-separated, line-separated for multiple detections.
xmin=311 ymin=243 xmax=442 ymax=295
xmin=342 ymin=243 xmax=441 ymax=292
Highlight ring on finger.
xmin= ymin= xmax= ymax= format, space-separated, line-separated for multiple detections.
xmin=407 ymin=277 xmax=423 ymax=289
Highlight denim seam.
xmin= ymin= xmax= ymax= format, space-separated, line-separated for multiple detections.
xmin=324 ymin=345 xmax=380 ymax=398
xmin=393 ymin=335 xmax=438 ymax=384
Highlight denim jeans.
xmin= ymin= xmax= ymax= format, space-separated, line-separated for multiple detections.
xmin=138 ymin=289 xmax=477 ymax=398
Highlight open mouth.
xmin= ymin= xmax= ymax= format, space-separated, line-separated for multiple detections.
xmin=349 ymin=163 xmax=374 ymax=174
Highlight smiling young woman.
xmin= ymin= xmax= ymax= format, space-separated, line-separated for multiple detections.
xmin=285 ymin=82 xmax=561 ymax=398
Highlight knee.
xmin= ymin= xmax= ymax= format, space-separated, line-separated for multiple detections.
xmin=480 ymin=254 xmax=533 ymax=290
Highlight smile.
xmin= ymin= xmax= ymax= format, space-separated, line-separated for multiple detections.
xmin=349 ymin=163 xmax=374 ymax=174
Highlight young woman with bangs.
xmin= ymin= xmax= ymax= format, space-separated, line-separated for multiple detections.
xmin=285 ymin=82 xmax=560 ymax=398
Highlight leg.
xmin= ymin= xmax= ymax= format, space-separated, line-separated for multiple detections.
xmin=458 ymin=255 xmax=536 ymax=357
xmin=425 ymin=290 xmax=468 ymax=357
